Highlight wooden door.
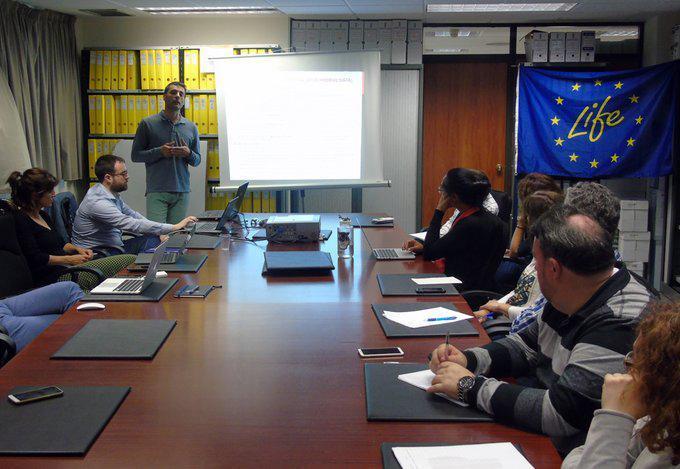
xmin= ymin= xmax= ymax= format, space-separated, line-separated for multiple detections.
xmin=422 ymin=62 xmax=508 ymax=226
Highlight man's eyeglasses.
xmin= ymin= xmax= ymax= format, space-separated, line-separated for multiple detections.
xmin=112 ymin=171 xmax=128 ymax=178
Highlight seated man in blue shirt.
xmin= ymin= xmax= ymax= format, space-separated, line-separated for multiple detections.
xmin=132 ymin=81 xmax=201 ymax=224
xmin=72 ymin=155 xmax=196 ymax=255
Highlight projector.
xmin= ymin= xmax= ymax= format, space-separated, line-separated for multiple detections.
xmin=265 ymin=215 xmax=321 ymax=243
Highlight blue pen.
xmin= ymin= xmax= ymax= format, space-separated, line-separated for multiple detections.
xmin=485 ymin=313 xmax=495 ymax=319
xmin=427 ymin=316 xmax=455 ymax=322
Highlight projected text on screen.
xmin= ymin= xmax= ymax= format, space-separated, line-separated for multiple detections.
xmin=224 ymin=71 xmax=363 ymax=180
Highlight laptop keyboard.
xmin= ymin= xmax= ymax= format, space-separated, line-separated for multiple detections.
xmin=197 ymin=221 xmax=218 ymax=231
xmin=113 ymin=279 xmax=145 ymax=292
xmin=373 ymin=248 xmax=400 ymax=259
xmin=162 ymin=252 xmax=178 ymax=263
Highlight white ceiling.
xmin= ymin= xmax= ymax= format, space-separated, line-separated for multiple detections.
xmin=17 ymin=0 xmax=680 ymax=21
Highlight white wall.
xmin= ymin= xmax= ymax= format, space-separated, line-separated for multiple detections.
xmin=643 ymin=11 xmax=680 ymax=66
xmin=75 ymin=14 xmax=290 ymax=50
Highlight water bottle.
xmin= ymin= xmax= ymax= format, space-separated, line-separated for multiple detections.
xmin=337 ymin=216 xmax=354 ymax=258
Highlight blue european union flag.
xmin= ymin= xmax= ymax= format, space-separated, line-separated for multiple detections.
xmin=517 ymin=61 xmax=678 ymax=178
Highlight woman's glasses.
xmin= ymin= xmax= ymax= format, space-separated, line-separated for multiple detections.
xmin=623 ymin=351 xmax=634 ymax=371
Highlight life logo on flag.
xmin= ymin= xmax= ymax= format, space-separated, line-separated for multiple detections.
xmin=517 ymin=61 xmax=678 ymax=178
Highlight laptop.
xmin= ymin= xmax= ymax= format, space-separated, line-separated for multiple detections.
xmin=356 ymin=217 xmax=415 ymax=261
xmin=198 ymin=182 xmax=249 ymax=220
xmin=195 ymin=196 xmax=240 ymax=235
xmin=134 ymin=224 xmax=196 ymax=265
xmin=90 ymin=241 xmax=168 ymax=295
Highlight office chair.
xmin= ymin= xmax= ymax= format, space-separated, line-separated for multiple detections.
xmin=461 ymin=289 xmax=513 ymax=340
xmin=0 ymin=324 xmax=16 ymax=367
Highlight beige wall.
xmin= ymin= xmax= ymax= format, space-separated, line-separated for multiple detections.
xmin=75 ymin=14 xmax=290 ymax=50
xmin=643 ymin=11 xmax=680 ymax=65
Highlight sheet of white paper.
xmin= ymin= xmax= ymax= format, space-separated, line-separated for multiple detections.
xmin=411 ymin=277 xmax=462 ymax=285
xmin=382 ymin=307 xmax=470 ymax=329
xmin=410 ymin=231 xmax=427 ymax=242
xmin=397 ymin=369 xmax=468 ymax=407
xmin=392 ymin=442 xmax=534 ymax=469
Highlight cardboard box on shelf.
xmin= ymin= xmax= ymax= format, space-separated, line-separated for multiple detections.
xmin=619 ymin=200 xmax=649 ymax=232
xmin=524 ymin=30 xmax=548 ymax=62
xmin=565 ymin=32 xmax=581 ymax=62
xmin=619 ymin=231 xmax=651 ymax=263
xmin=580 ymin=31 xmax=596 ymax=62
xmin=549 ymin=32 xmax=566 ymax=62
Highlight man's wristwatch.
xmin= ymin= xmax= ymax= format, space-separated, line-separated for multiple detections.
xmin=457 ymin=375 xmax=475 ymax=403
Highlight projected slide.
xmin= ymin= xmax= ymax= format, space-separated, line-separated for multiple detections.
xmin=224 ymin=71 xmax=363 ymax=180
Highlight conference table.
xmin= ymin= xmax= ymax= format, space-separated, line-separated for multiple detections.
xmin=0 ymin=214 xmax=561 ymax=468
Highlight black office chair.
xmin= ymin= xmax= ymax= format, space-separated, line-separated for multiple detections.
xmin=461 ymin=289 xmax=513 ymax=340
xmin=490 ymin=189 xmax=512 ymax=224
xmin=0 ymin=324 xmax=16 ymax=367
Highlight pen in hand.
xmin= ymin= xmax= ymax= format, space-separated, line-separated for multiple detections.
xmin=427 ymin=316 xmax=455 ymax=322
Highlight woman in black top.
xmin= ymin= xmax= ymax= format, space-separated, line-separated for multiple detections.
xmin=7 ymin=169 xmax=94 ymax=286
xmin=419 ymin=168 xmax=505 ymax=291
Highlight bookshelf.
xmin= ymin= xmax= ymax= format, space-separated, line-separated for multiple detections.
xmin=81 ymin=46 xmax=281 ymax=213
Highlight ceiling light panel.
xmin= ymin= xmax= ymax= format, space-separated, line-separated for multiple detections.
xmin=427 ymin=3 xmax=577 ymax=12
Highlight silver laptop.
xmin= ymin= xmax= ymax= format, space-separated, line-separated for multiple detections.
xmin=198 ymin=182 xmax=249 ymax=220
xmin=134 ymin=224 xmax=195 ymax=265
xmin=195 ymin=196 xmax=240 ymax=235
xmin=355 ymin=216 xmax=415 ymax=260
xmin=90 ymin=240 xmax=168 ymax=295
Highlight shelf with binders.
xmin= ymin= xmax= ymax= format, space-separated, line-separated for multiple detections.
xmin=87 ymin=89 xmax=216 ymax=95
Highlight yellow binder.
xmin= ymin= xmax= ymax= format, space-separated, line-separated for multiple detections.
xmin=102 ymin=51 xmax=111 ymax=89
xmin=135 ymin=95 xmax=144 ymax=125
xmin=200 ymin=73 xmax=208 ymax=90
xmin=170 ymin=49 xmax=180 ymax=82
xmin=87 ymin=139 xmax=97 ymax=179
xmin=154 ymin=49 xmax=164 ymax=89
xmin=94 ymin=50 xmax=103 ymax=90
xmin=127 ymin=95 xmax=137 ymax=133
xmin=140 ymin=49 xmax=150 ymax=90
xmin=206 ymin=142 xmax=216 ymax=180
xmin=111 ymin=51 xmax=119 ymax=89
xmin=241 ymin=193 xmax=253 ymax=212
xmin=88 ymin=51 xmax=97 ymax=89
xmin=94 ymin=95 xmax=105 ymax=134
xmin=184 ymin=50 xmax=199 ymax=90
xmin=208 ymin=94 xmax=217 ymax=134
xmin=206 ymin=73 xmax=215 ymax=90
xmin=183 ymin=93 xmax=192 ymax=121
xmin=199 ymin=94 xmax=208 ymax=134
xmin=88 ymin=95 xmax=96 ymax=134
xmin=119 ymin=95 xmax=128 ymax=134
xmin=95 ymin=139 xmax=104 ymax=163
xmin=252 ymin=192 xmax=262 ymax=212
xmin=114 ymin=96 xmax=122 ymax=134
xmin=163 ymin=50 xmax=172 ymax=88
xmin=262 ymin=192 xmax=270 ymax=213
xmin=126 ymin=51 xmax=139 ymax=89
xmin=118 ymin=50 xmax=127 ymax=90
xmin=104 ymin=95 xmax=116 ymax=134
xmin=148 ymin=93 xmax=157 ymax=116
xmin=140 ymin=95 xmax=149 ymax=119
xmin=157 ymin=95 xmax=164 ymax=115
xmin=269 ymin=191 xmax=277 ymax=212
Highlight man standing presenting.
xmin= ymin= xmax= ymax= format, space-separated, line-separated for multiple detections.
xmin=132 ymin=81 xmax=201 ymax=223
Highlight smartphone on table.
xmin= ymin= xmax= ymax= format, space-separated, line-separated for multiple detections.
xmin=8 ymin=386 xmax=63 ymax=405
xmin=357 ymin=347 xmax=404 ymax=358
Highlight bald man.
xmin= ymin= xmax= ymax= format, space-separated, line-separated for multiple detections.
xmin=426 ymin=205 xmax=654 ymax=456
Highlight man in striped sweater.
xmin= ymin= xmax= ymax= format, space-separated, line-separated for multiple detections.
xmin=427 ymin=205 xmax=653 ymax=455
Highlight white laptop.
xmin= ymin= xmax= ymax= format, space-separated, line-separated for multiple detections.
xmin=90 ymin=240 xmax=168 ymax=295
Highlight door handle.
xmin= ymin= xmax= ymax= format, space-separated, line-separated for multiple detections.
xmin=496 ymin=164 xmax=502 ymax=175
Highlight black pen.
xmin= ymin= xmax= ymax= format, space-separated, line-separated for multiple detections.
xmin=186 ymin=286 xmax=199 ymax=295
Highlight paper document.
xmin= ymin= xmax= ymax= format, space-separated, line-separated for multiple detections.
xmin=397 ymin=369 xmax=468 ymax=407
xmin=383 ymin=307 xmax=470 ymax=329
xmin=392 ymin=442 xmax=534 ymax=469
xmin=410 ymin=231 xmax=427 ymax=242
xmin=411 ymin=277 xmax=462 ymax=285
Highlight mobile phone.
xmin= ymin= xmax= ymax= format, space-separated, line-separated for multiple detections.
xmin=358 ymin=347 xmax=404 ymax=358
xmin=8 ymin=386 xmax=63 ymax=405
xmin=416 ymin=287 xmax=446 ymax=294
xmin=371 ymin=217 xmax=394 ymax=224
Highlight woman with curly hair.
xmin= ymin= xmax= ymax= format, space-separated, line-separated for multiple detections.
xmin=563 ymin=303 xmax=680 ymax=468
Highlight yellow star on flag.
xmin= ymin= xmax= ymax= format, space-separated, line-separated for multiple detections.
xmin=571 ymin=83 xmax=581 ymax=92
xmin=594 ymin=80 xmax=602 ymax=86
xmin=569 ymin=153 xmax=579 ymax=162
xmin=627 ymin=137 xmax=635 ymax=147
xmin=590 ymin=159 xmax=599 ymax=168
xmin=551 ymin=116 xmax=560 ymax=125
xmin=614 ymin=81 xmax=623 ymax=89
xmin=629 ymin=94 xmax=639 ymax=103
xmin=554 ymin=137 xmax=564 ymax=146
xmin=611 ymin=153 xmax=620 ymax=163
xmin=635 ymin=115 xmax=643 ymax=125
xmin=555 ymin=96 xmax=564 ymax=105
